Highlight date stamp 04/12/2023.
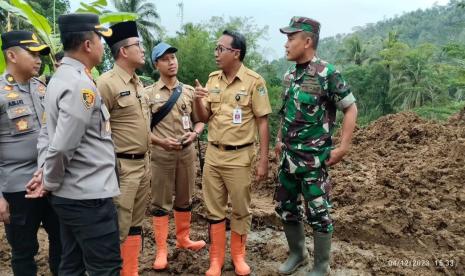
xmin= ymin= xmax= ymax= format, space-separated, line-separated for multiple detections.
xmin=386 ymin=258 xmax=457 ymax=268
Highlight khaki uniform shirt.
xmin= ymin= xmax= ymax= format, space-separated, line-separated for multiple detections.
xmin=204 ymin=64 xmax=272 ymax=146
xmin=97 ymin=64 xmax=150 ymax=154
xmin=145 ymin=80 xmax=199 ymax=144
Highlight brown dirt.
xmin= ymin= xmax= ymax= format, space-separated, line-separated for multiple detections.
xmin=1 ymin=111 xmax=464 ymax=275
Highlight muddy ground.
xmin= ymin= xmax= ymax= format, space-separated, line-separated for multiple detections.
xmin=1 ymin=112 xmax=464 ymax=275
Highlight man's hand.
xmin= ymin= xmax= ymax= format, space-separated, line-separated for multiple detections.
xmin=274 ymin=141 xmax=284 ymax=159
xmin=180 ymin=131 xmax=197 ymax=145
xmin=255 ymin=158 xmax=268 ymax=182
xmin=25 ymin=168 xmax=48 ymax=198
xmin=325 ymin=146 xmax=349 ymax=166
xmin=0 ymin=197 xmax=10 ymax=224
xmin=160 ymin=137 xmax=182 ymax=151
xmin=194 ymin=79 xmax=209 ymax=100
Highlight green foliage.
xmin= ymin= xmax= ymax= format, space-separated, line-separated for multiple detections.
xmin=203 ymin=16 xmax=269 ymax=70
xmin=308 ymin=2 xmax=465 ymax=125
xmin=267 ymin=85 xmax=282 ymax=143
xmin=413 ymin=101 xmax=465 ymax=121
xmin=111 ymin=0 xmax=161 ymax=78
xmin=26 ymin=0 xmax=69 ymax=32
xmin=167 ymin=23 xmax=216 ymax=86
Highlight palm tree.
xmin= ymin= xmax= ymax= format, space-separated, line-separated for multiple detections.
xmin=337 ymin=36 xmax=368 ymax=65
xmin=111 ymin=0 xmax=161 ymax=45
xmin=111 ymin=0 xmax=162 ymax=79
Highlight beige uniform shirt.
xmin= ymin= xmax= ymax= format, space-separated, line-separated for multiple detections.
xmin=145 ymin=80 xmax=199 ymax=142
xmin=97 ymin=64 xmax=150 ymax=154
xmin=204 ymin=64 xmax=272 ymax=146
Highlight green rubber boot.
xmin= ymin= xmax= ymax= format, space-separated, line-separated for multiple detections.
xmin=278 ymin=222 xmax=309 ymax=275
xmin=307 ymin=231 xmax=332 ymax=276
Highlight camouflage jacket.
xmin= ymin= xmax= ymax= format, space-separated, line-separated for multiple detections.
xmin=279 ymin=55 xmax=355 ymax=174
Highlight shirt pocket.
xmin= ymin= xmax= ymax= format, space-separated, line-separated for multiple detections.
xmin=151 ymin=99 xmax=168 ymax=113
xmin=116 ymin=94 xmax=138 ymax=108
xmin=235 ymin=91 xmax=251 ymax=108
xmin=6 ymin=105 xmax=38 ymax=135
xmin=208 ymin=93 xmax=221 ymax=114
xmin=295 ymin=90 xmax=320 ymax=123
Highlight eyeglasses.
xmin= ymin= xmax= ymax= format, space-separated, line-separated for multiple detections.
xmin=124 ymin=41 xmax=144 ymax=50
xmin=215 ymin=44 xmax=240 ymax=54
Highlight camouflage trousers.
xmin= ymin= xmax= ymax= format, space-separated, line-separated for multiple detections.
xmin=275 ymin=164 xmax=333 ymax=233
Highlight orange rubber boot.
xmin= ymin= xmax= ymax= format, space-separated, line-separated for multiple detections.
xmin=231 ymin=231 xmax=250 ymax=275
xmin=152 ymin=216 xmax=169 ymax=270
xmin=120 ymin=235 xmax=141 ymax=276
xmin=205 ymin=221 xmax=226 ymax=276
xmin=174 ymin=211 xmax=206 ymax=250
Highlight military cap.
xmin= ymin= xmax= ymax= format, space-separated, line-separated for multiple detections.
xmin=151 ymin=42 xmax=177 ymax=63
xmin=280 ymin=16 xmax=320 ymax=35
xmin=1 ymin=30 xmax=50 ymax=55
xmin=58 ymin=13 xmax=112 ymax=37
xmin=103 ymin=21 xmax=139 ymax=48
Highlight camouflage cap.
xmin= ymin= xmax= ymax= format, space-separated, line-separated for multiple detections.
xmin=280 ymin=16 xmax=320 ymax=35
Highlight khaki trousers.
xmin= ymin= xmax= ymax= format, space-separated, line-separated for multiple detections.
xmin=202 ymin=143 xmax=255 ymax=235
xmin=150 ymin=144 xmax=196 ymax=213
xmin=113 ymin=154 xmax=151 ymax=242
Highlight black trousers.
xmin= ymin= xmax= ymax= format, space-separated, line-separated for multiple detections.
xmin=49 ymin=195 xmax=121 ymax=276
xmin=4 ymin=191 xmax=61 ymax=276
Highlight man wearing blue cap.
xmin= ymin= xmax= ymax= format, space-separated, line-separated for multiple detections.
xmin=0 ymin=30 xmax=61 ymax=276
xmin=97 ymin=20 xmax=150 ymax=276
xmin=145 ymin=42 xmax=206 ymax=271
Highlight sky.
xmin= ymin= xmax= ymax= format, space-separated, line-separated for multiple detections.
xmin=71 ymin=0 xmax=451 ymax=60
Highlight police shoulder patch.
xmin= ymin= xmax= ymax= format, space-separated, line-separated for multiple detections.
xmin=81 ymin=88 xmax=96 ymax=109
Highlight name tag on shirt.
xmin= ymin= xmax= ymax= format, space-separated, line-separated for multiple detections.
xmin=233 ymin=107 xmax=242 ymax=124
xmin=120 ymin=91 xmax=130 ymax=97
xmin=182 ymin=115 xmax=191 ymax=130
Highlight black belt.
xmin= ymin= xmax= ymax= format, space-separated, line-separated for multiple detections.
xmin=211 ymin=142 xmax=253 ymax=151
xmin=116 ymin=152 xmax=145 ymax=160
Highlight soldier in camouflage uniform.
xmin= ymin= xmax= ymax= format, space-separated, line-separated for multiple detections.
xmin=275 ymin=17 xmax=358 ymax=276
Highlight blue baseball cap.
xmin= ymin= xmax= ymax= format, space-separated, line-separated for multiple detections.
xmin=151 ymin=42 xmax=177 ymax=63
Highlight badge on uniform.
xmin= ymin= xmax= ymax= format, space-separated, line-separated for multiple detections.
xmin=233 ymin=94 xmax=242 ymax=124
xmin=120 ymin=91 xmax=130 ymax=97
xmin=233 ymin=107 xmax=242 ymax=124
xmin=181 ymin=103 xmax=190 ymax=130
xmin=3 ymin=85 xmax=13 ymax=91
xmin=6 ymin=92 xmax=19 ymax=99
xmin=258 ymin=86 xmax=267 ymax=96
xmin=181 ymin=115 xmax=190 ymax=129
xmin=210 ymin=84 xmax=221 ymax=93
xmin=16 ymin=118 xmax=29 ymax=131
xmin=38 ymin=84 xmax=46 ymax=95
xmin=6 ymin=74 xmax=15 ymax=84
xmin=81 ymin=88 xmax=96 ymax=109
